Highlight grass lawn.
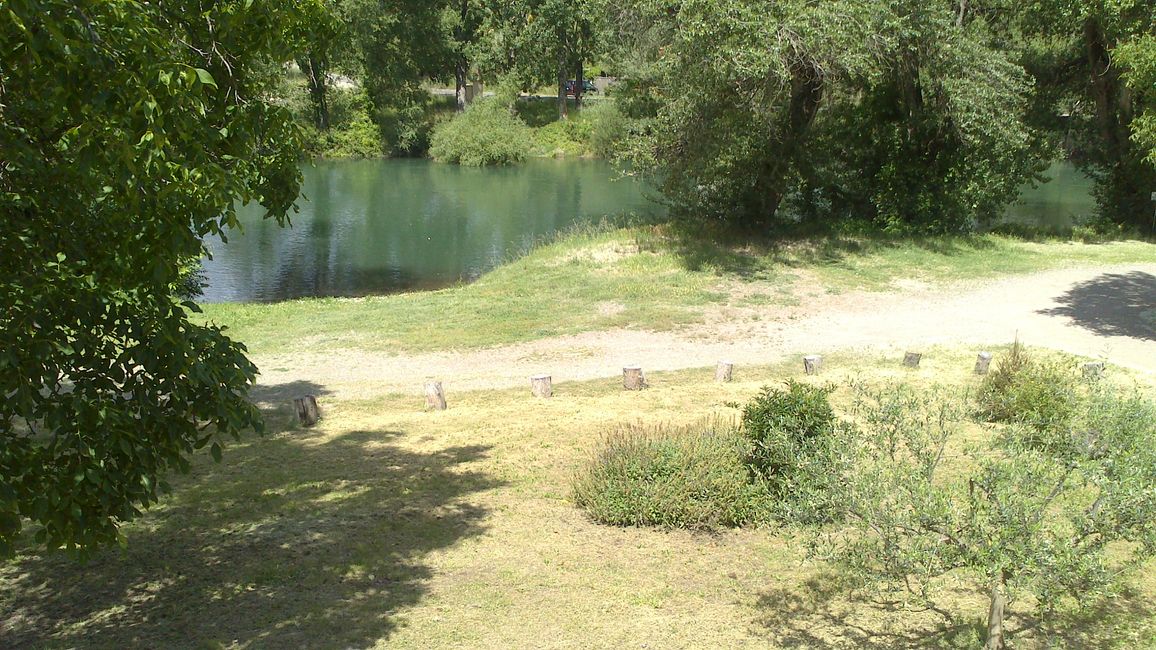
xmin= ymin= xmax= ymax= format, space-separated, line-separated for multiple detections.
xmin=3 ymin=347 xmax=1154 ymax=648
xmin=198 ymin=223 xmax=1156 ymax=357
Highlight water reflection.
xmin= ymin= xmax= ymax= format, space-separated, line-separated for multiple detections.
xmin=201 ymin=158 xmax=659 ymax=302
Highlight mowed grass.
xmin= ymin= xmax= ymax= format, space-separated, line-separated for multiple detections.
xmin=3 ymin=347 xmax=1154 ymax=648
xmin=198 ymin=223 xmax=1156 ymax=357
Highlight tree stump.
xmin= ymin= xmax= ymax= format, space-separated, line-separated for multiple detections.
xmin=975 ymin=352 xmax=993 ymax=375
xmin=425 ymin=381 xmax=447 ymax=410
xmin=803 ymin=355 xmax=822 ymax=375
xmin=531 ymin=374 xmax=553 ymax=398
xmin=903 ymin=352 xmax=922 ymax=368
xmin=1082 ymin=361 xmax=1105 ymax=379
xmin=715 ymin=361 xmax=733 ymax=383
xmin=623 ymin=366 xmax=646 ymax=390
xmin=293 ymin=395 xmax=320 ymax=427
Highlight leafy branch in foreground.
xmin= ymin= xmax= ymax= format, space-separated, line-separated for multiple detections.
xmin=1 ymin=0 xmax=312 ymax=556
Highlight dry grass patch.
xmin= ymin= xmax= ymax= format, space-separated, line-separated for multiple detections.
xmin=2 ymin=349 xmax=1154 ymax=648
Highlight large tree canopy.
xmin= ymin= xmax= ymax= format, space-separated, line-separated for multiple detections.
xmin=0 ymin=0 xmax=309 ymax=555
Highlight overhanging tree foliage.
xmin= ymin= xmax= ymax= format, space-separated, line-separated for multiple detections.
xmin=0 ymin=0 xmax=308 ymax=555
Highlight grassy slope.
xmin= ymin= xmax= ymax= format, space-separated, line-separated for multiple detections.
xmin=199 ymin=225 xmax=1156 ymax=357
xmin=3 ymin=347 xmax=1153 ymax=648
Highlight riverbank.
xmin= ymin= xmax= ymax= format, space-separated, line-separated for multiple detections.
xmin=199 ymin=224 xmax=1156 ymax=358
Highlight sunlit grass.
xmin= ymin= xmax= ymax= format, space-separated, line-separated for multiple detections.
xmin=2 ymin=347 xmax=1152 ymax=648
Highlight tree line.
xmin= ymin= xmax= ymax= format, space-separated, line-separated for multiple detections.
xmin=302 ymin=0 xmax=1156 ymax=234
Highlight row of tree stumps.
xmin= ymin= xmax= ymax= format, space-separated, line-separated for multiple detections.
xmin=291 ymin=350 xmax=1099 ymax=423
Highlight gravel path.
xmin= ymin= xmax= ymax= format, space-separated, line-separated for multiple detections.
xmin=252 ymin=264 xmax=1156 ymax=401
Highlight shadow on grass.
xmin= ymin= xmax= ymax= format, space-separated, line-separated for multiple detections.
xmin=754 ymin=572 xmax=983 ymax=649
xmin=1038 ymin=271 xmax=1156 ymax=341
xmin=659 ymin=220 xmax=1002 ymax=280
xmin=0 ymin=397 xmax=502 ymax=648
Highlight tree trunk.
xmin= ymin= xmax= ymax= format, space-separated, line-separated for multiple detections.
xmin=984 ymin=579 xmax=1007 ymax=650
xmin=575 ymin=60 xmax=584 ymax=110
xmin=557 ymin=52 xmax=569 ymax=120
xmin=301 ymin=54 xmax=329 ymax=130
xmin=455 ymin=59 xmax=468 ymax=112
xmin=754 ymin=58 xmax=825 ymax=223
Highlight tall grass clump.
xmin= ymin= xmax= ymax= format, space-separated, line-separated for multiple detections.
xmin=429 ymin=98 xmax=532 ymax=166
xmin=740 ymin=381 xmax=846 ymax=523
xmin=572 ymin=422 xmax=767 ymax=529
xmin=976 ymin=342 xmax=1078 ymax=433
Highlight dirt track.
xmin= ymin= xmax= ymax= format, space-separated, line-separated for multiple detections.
xmin=252 ymin=264 xmax=1156 ymax=401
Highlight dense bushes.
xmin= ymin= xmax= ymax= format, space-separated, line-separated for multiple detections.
xmin=572 ymin=423 xmax=767 ymax=529
xmin=429 ymin=98 xmax=532 ymax=166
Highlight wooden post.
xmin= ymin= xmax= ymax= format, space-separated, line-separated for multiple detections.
xmin=623 ymin=366 xmax=646 ymax=390
xmin=1082 ymin=362 xmax=1105 ymax=379
xmin=293 ymin=395 xmax=320 ymax=427
xmin=903 ymin=352 xmax=922 ymax=368
xmin=425 ymin=381 xmax=447 ymax=410
xmin=531 ymin=374 xmax=553 ymax=398
xmin=715 ymin=361 xmax=733 ymax=383
xmin=803 ymin=355 xmax=822 ymax=375
xmin=975 ymin=352 xmax=993 ymax=375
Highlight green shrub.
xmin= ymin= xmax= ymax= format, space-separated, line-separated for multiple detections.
xmin=583 ymin=101 xmax=631 ymax=158
xmin=740 ymin=381 xmax=843 ymax=523
xmin=530 ymin=119 xmax=588 ymax=157
xmin=741 ymin=381 xmax=837 ymax=480
xmin=572 ymin=422 xmax=767 ymax=529
xmin=976 ymin=343 xmax=1078 ymax=433
xmin=429 ymin=98 xmax=532 ymax=166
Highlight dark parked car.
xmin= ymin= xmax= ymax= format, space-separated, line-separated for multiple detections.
xmin=564 ymin=79 xmax=597 ymax=96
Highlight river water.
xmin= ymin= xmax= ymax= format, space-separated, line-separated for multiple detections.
xmin=201 ymin=159 xmax=1094 ymax=303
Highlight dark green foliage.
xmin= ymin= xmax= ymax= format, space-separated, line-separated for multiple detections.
xmin=0 ymin=0 xmax=307 ymax=555
xmin=572 ymin=423 xmax=767 ymax=529
xmin=741 ymin=381 xmax=836 ymax=480
xmin=740 ymin=381 xmax=844 ymax=523
xmin=429 ymin=98 xmax=532 ymax=165
xmin=615 ymin=0 xmax=1039 ymax=233
xmin=976 ymin=343 xmax=1078 ymax=433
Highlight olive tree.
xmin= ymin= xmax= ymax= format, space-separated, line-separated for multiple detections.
xmin=0 ymin=0 xmax=309 ymax=555
xmin=820 ymin=382 xmax=1156 ymax=649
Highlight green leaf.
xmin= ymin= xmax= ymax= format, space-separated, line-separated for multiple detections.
xmin=210 ymin=442 xmax=222 ymax=463
xmin=194 ymin=68 xmax=217 ymax=89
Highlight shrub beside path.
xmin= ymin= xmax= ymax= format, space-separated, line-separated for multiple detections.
xmin=252 ymin=263 xmax=1156 ymax=400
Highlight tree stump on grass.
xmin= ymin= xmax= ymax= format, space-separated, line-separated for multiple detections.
xmin=903 ymin=352 xmax=923 ymax=368
xmin=294 ymin=395 xmax=320 ymax=427
xmin=803 ymin=355 xmax=822 ymax=375
xmin=975 ymin=352 xmax=993 ymax=375
xmin=425 ymin=381 xmax=447 ymax=410
xmin=531 ymin=374 xmax=553 ymax=398
xmin=623 ymin=366 xmax=646 ymax=390
xmin=715 ymin=361 xmax=733 ymax=383
xmin=1082 ymin=362 xmax=1105 ymax=379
